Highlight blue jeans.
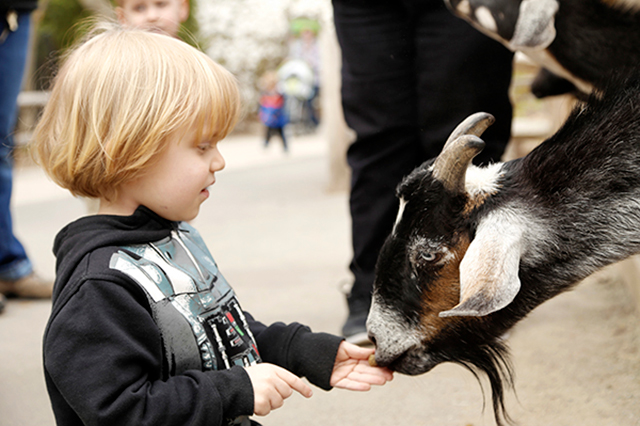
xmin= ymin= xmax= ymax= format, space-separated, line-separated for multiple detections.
xmin=0 ymin=11 xmax=33 ymax=281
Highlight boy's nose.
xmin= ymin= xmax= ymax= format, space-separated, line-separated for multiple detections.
xmin=146 ymin=7 xmax=161 ymax=21
xmin=211 ymin=149 xmax=225 ymax=172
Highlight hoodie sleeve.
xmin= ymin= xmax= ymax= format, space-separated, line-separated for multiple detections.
xmin=44 ymin=277 xmax=254 ymax=426
xmin=244 ymin=313 xmax=344 ymax=391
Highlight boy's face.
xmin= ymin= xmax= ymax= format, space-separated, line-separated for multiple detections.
xmin=115 ymin=128 xmax=225 ymax=222
xmin=116 ymin=0 xmax=189 ymax=38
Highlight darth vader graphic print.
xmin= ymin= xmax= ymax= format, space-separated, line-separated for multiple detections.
xmin=109 ymin=222 xmax=261 ymax=376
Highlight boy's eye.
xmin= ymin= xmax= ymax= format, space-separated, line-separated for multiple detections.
xmin=197 ymin=143 xmax=212 ymax=152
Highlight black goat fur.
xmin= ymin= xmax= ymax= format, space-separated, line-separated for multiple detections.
xmin=370 ymin=70 xmax=640 ymax=426
xmin=550 ymin=0 xmax=640 ymax=90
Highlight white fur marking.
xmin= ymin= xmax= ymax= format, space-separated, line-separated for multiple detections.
xmin=367 ymin=297 xmax=422 ymax=362
xmin=393 ymin=197 xmax=408 ymax=234
xmin=456 ymin=0 xmax=471 ymax=15
xmin=510 ymin=0 xmax=558 ymax=49
xmin=440 ymin=247 xmax=456 ymax=264
xmin=475 ymin=7 xmax=497 ymax=32
xmin=464 ymin=163 xmax=504 ymax=197
xmin=409 ymin=236 xmax=454 ymax=266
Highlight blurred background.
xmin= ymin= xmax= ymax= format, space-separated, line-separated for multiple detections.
xmin=3 ymin=2 xmax=639 ymax=426
xmin=14 ymin=0 xmax=577 ymax=190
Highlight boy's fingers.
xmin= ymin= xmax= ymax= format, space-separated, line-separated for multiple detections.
xmin=334 ymin=379 xmax=372 ymax=392
xmin=276 ymin=368 xmax=313 ymax=398
xmin=341 ymin=341 xmax=374 ymax=359
xmin=356 ymin=362 xmax=394 ymax=380
xmin=350 ymin=370 xmax=392 ymax=385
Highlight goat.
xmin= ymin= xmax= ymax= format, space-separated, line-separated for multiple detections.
xmin=366 ymin=71 xmax=640 ymax=425
xmin=443 ymin=0 xmax=640 ymax=98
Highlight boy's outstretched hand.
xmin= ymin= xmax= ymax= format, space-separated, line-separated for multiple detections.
xmin=330 ymin=341 xmax=394 ymax=391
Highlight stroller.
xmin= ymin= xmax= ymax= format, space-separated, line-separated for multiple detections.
xmin=277 ymin=59 xmax=317 ymax=134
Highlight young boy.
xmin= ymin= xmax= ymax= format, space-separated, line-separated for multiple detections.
xmin=32 ymin=25 xmax=392 ymax=426
xmin=115 ymin=0 xmax=189 ymax=38
xmin=259 ymin=71 xmax=289 ymax=152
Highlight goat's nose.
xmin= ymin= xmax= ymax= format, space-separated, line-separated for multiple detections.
xmin=368 ymin=333 xmax=377 ymax=347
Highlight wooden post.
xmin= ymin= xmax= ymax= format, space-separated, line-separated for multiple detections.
xmin=318 ymin=19 xmax=352 ymax=193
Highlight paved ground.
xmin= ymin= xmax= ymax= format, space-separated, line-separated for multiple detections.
xmin=1 ymin=131 xmax=639 ymax=426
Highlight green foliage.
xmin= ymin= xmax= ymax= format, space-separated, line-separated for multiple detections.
xmin=33 ymin=0 xmax=202 ymax=89
xmin=178 ymin=0 xmax=201 ymax=49
xmin=39 ymin=0 xmax=93 ymax=53
xmin=33 ymin=0 xmax=93 ymax=89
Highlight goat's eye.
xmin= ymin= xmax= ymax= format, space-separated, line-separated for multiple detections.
xmin=408 ymin=242 xmax=444 ymax=271
xmin=420 ymin=252 xmax=437 ymax=262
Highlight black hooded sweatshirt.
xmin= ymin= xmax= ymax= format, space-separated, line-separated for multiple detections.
xmin=43 ymin=206 xmax=342 ymax=426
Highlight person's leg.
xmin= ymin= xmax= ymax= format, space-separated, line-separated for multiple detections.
xmin=333 ymin=0 xmax=426 ymax=342
xmin=0 ymin=12 xmax=32 ymax=282
xmin=264 ymin=126 xmax=273 ymax=147
xmin=277 ymin=127 xmax=288 ymax=152
xmin=413 ymin=0 xmax=513 ymax=163
xmin=307 ymin=86 xmax=319 ymax=127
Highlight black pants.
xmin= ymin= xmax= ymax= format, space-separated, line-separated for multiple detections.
xmin=265 ymin=126 xmax=288 ymax=151
xmin=333 ymin=0 xmax=514 ymax=309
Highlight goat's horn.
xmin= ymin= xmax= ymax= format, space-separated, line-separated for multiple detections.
xmin=443 ymin=112 xmax=495 ymax=151
xmin=432 ymin=135 xmax=486 ymax=193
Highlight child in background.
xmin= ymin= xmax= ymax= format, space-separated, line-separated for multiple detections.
xmin=31 ymin=25 xmax=392 ymax=426
xmin=115 ymin=0 xmax=189 ymax=38
xmin=259 ymin=70 xmax=289 ymax=152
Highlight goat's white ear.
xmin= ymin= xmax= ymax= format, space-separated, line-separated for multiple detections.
xmin=439 ymin=216 xmax=523 ymax=317
xmin=509 ymin=0 xmax=559 ymax=50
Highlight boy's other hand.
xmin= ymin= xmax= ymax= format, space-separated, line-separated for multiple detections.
xmin=330 ymin=341 xmax=394 ymax=391
xmin=245 ymin=363 xmax=313 ymax=416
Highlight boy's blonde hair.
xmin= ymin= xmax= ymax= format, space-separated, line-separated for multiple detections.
xmin=32 ymin=23 xmax=241 ymax=201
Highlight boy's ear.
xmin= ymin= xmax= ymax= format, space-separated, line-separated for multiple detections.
xmin=115 ymin=7 xmax=128 ymax=26
xmin=179 ymin=0 xmax=190 ymax=23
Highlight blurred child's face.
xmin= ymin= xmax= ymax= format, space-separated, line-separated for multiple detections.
xmin=114 ymin=128 xmax=225 ymax=221
xmin=116 ymin=0 xmax=189 ymax=38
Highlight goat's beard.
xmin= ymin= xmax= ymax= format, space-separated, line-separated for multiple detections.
xmin=389 ymin=333 xmax=515 ymax=426
xmin=452 ymin=339 xmax=515 ymax=426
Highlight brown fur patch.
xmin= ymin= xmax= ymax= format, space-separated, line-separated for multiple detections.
xmin=462 ymin=193 xmax=490 ymax=217
xmin=418 ymin=232 xmax=472 ymax=339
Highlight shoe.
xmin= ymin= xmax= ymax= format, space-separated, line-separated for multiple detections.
xmin=0 ymin=293 xmax=5 ymax=314
xmin=340 ymin=283 xmax=372 ymax=346
xmin=0 ymin=272 xmax=53 ymax=299
xmin=342 ymin=310 xmax=370 ymax=346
